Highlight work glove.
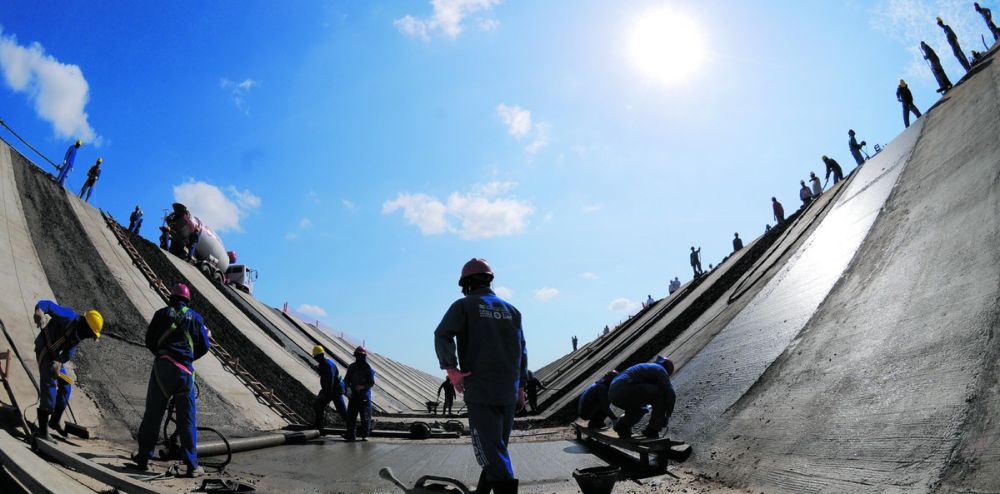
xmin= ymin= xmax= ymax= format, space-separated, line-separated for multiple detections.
xmin=516 ymin=387 xmax=527 ymax=412
xmin=49 ymin=361 xmax=61 ymax=376
xmin=446 ymin=368 xmax=472 ymax=394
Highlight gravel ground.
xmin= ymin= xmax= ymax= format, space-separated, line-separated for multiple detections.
xmin=11 ymin=154 xmax=254 ymax=440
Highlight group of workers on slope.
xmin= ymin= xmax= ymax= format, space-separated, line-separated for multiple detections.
xmin=578 ymin=356 xmax=676 ymax=441
xmin=310 ymin=344 xmax=376 ymax=441
xmin=55 ymin=139 xmax=104 ymax=202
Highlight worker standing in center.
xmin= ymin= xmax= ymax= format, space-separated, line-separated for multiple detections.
xmin=344 ymin=346 xmax=375 ymax=441
xmin=133 ymin=283 xmax=210 ymax=477
xmin=435 ymin=258 xmax=527 ymax=494
xmin=937 ymin=17 xmax=972 ymax=72
xmin=312 ymin=345 xmax=348 ymax=433
xmin=897 ymin=79 xmax=922 ymax=128
xmin=438 ymin=376 xmax=456 ymax=416
xmin=55 ymin=139 xmax=81 ymax=186
xmin=32 ymin=300 xmax=102 ymax=441
xmin=78 ymin=158 xmax=102 ymax=202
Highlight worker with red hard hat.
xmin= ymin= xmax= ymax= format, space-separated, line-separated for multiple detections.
xmin=435 ymin=258 xmax=528 ymax=494
xmin=343 ymin=345 xmax=375 ymax=441
xmin=609 ymin=356 xmax=676 ymax=440
xmin=133 ymin=283 xmax=211 ymax=477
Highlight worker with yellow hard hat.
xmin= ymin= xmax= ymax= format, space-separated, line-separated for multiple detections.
xmin=32 ymin=300 xmax=102 ymax=441
xmin=311 ymin=345 xmax=348 ymax=433
xmin=79 ymin=157 xmax=103 ymax=203
xmin=55 ymin=139 xmax=82 ymax=187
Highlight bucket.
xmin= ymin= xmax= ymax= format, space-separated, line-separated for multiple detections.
xmin=573 ymin=465 xmax=620 ymax=494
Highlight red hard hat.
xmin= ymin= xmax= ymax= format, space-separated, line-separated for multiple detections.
xmin=354 ymin=346 xmax=367 ymax=356
xmin=459 ymin=258 xmax=493 ymax=284
xmin=171 ymin=283 xmax=191 ymax=301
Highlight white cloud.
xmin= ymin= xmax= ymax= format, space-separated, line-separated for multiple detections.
xmin=496 ymin=103 xmax=532 ymax=138
xmin=306 ymin=191 xmax=321 ymax=204
xmin=341 ymin=199 xmax=357 ymax=211
xmin=219 ymin=77 xmax=259 ymax=113
xmin=581 ymin=204 xmax=603 ymax=213
xmin=382 ymin=181 xmax=533 ymax=240
xmin=608 ymin=297 xmax=641 ymax=312
xmin=394 ymin=0 xmax=503 ymax=40
xmin=299 ymin=217 xmax=312 ymax=229
xmin=297 ymin=304 xmax=328 ymax=318
xmin=494 ymin=286 xmax=513 ymax=298
xmin=525 ymin=121 xmax=550 ymax=154
xmin=0 ymin=29 xmax=98 ymax=143
xmin=173 ymin=180 xmax=261 ymax=233
xmin=871 ymin=0 xmax=986 ymax=79
xmin=578 ymin=272 xmax=598 ymax=280
xmin=533 ymin=287 xmax=559 ymax=301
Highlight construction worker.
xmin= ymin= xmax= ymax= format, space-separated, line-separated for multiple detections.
xmin=134 ymin=283 xmax=210 ymax=477
xmin=668 ymin=277 xmax=681 ymax=294
xmin=645 ymin=294 xmax=655 ymax=307
xmin=343 ymin=346 xmax=375 ymax=441
xmin=312 ymin=345 xmax=348 ymax=432
xmin=56 ymin=139 xmax=81 ymax=186
xmin=937 ymin=17 xmax=971 ymax=71
xmin=732 ymin=232 xmax=743 ymax=252
xmin=571 ymin=335 xmax=578 ymax=351
xmin=974 ymin=3 xmax=999 ymax=42
xmin=578 ymin=371 xmax=618 ymax=429
xmin=32 ymin=300 xmax=101 ymax=441
xmin=128 ymin=205 xmax=144 ymax=235
xmin=772 ymin=197 xmax=785 ymax=223
xmin=810 ymin=172 xmax=823 ymax=197
xmin=438 ymin=377 xmax=456 ymax=415
xmin=525 ymin=371 xmax=545 ymax=414
xmin=689 ymin=246 xmax=702 ymax=277
xmin=799 ymin=180 xmax=813 ymax=207
xmin=897 ymin=80 xmax=922 ymax=128
xmin=921 ymin=41 xmax=953 ymax=94
xmin=821 ymin=156 xmax=844 ymax=185
xmin=609 ymin=356 xmax=675 ymax=439
xmin=435 ymin=258 xmax=527 ymax=494
xmin=848 ymin=130 xmax=867 ymax=167
xmin=78 ymin=158 xmax=102 ymax=202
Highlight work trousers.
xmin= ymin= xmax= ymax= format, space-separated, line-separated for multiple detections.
xmin=609 ymin=380 xmax=676 ymax=434
xmin=691 ymin=262 xmax=702 ymax=276
xmin=56 ymin=165 xmax=71 ymax=186
xmin=467 ymin=402 xmax=516 ymax=482
xmin=345 ymin=393 xmax=372 ymax=438
xmin=79 ymin=180 xmax=96 ymax=202
xmin=442 ymin=394 xmax=454 ymax=415
xmin=902 ymin=102 xmax=921 ymax=128
xmin=128 ymin=219 xmax=143 ymax=235
xmin=137 ymin=357 xmax=198 ymax=468
xmin=37 ymin=359 xmax=72 ymax=413
xmin=314 ymin=390 xmax=348 ymax=429
xmin=948 ymin=38 xmax=972 ymax=71
xmin=851 ymin=150 xmax=865 ymax=167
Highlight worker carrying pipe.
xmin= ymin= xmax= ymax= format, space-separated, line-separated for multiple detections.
xmin=32 ymin=300 xmax=103 ymax=441
xmin=132 ymin=283 xmax=211 ymax=478
xmin=312 ymin=345 xmax=348 ymax=432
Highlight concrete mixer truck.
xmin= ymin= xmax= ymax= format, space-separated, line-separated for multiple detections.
xmin=159 ymin=203 xmax=233 ymax=285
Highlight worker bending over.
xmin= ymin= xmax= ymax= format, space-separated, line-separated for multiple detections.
xmin=312 ymin=345 xmax=348 ymax=432
xmin=578 ymin=371 xmax=619 ymax=429
xmin=134 ymin=284 xmax=210 ymax=477
xmin=344 ymin=346 xmax=375 ymax=441
xmin=33 ymin=300 xmax=102 ymax=441
xmin=609 ymin=356 xmax=676 ymax=440
xmin=435 ymin=258 xmax=527 ymax=494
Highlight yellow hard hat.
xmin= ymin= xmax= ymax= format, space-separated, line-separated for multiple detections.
xmin=899 ymin=79 xmax=907 ymax=87
xmin=75 ymin=139 xmax=82 ymax=147
xmin=96 ymin=157 xmax=103 ymax=164
xmin=312 ymin=345 xmax=325 ymax=357
xmin=84 ymin=310 xmax=103 ymax=339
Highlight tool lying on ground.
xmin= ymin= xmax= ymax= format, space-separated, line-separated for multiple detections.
xmin=379 ymin=467 xmax=471 ymax=494
xmin=572 ymin=420 xmax=692 ymax=471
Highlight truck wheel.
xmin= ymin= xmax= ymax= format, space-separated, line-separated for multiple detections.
xmin=212 ymin=270 xmax=224 ymax=284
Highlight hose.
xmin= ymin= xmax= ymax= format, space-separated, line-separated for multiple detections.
xmin=160 ymin=383 xmax=232 ymax=473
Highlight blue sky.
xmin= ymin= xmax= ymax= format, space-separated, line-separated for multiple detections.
xmin=1 ymin=1 xmax=994 ymax=374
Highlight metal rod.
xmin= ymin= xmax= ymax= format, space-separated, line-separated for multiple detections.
xmin=197 ymin=430 xmax=320 ymax=457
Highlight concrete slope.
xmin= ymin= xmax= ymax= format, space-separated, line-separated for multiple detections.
xmin=673 ymin=49 xmax=1000 ymax=493
xmin=66 ymin=199 xmax=283 ymax=430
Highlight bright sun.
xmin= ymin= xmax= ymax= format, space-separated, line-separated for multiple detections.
xmin=628 ymin=9 xmax=706 ymax=84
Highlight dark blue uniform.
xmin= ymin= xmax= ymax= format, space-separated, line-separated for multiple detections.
xmin=136 ymin=302 xmax=210 ymax=469
xmin=56 ymin=145 xmax=77 ymax=186
xmin=435 ymin=287 xmax=528 ymax=482
xmin=34 ymin=301 xmax=87 ymax=417
xmin=344 ymin=361 xmax=375 ymax=439
xmin=578 ymin=375 xmax=617 ymax=429
xmin=609 ymin=363 xmax=675 ymax=438
xmin=314 ymin=356 xmax=348 ymax=429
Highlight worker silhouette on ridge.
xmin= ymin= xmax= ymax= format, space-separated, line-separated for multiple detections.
xmin=848 ymin=130 xmax=867 ymax=166
xmin=897 ymin=80 xmax=922 ymax=128
xmin=78 ymin=158 xmax=102 ymax=202
xmin=937 ymin=17 xmax=972 ymax=72
xmin=921 ymin=41 xmax=953 ymax=94
xmin=800 ymin=180 xmax=813 ymax=207
xmin=975 ymin=3 xmax=999 ymax=42
xmin=56 ymin=139 xmax=81 ymax=186
xmin=344 ymin=346 xmax=375 ymax=441
xmin=312 ymin=345 xmax=348 ymax=432
xmin=690 ymin=246 xmax=703 ymax=277
xmin=772 ymin=197 xmax=785 ymax=223
xmin=128 ymin=205 xmax=144 ymax=235
xmin=821 ymin=156 xmax=844 ymax=186
xmin=578 ymin=370 xmax=619 ymax=429
xmin=571 ymin=335 xmax=578 ymax=351
xmin=438 ymin=376 xmax=456 ymax=415
xmin=732 ymin=232 xmax=743 ymax=252
xmin=810 ymin=172 xmax=823 ymax=198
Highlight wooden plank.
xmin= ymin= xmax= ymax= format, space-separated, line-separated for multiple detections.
xmin=34 ymin=438 xmax=170 ymax=494
xmin=0 ymin=431 xmax=92 ymax=494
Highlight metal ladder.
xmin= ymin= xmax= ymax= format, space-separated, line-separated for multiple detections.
xmin=100 ymin=212 xmax=304 ymax=424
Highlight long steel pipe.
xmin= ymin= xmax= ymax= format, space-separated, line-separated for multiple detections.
xmin=197 ymin=430 xmax=320 ymax=457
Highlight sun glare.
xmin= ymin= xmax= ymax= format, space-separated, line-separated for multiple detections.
xmin=628 ymin=9 xmax=706 ymax=84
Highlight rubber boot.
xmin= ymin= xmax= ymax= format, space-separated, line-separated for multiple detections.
xmin=49 ymin=407 xmax=67 ymax=436
xmin=35 ymin=410 xmax=51 ymax=441
xmin=493 ymin=479 xmax=519 ymax=494
xmin=475 ymin=469 xmax=492 ymax=494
